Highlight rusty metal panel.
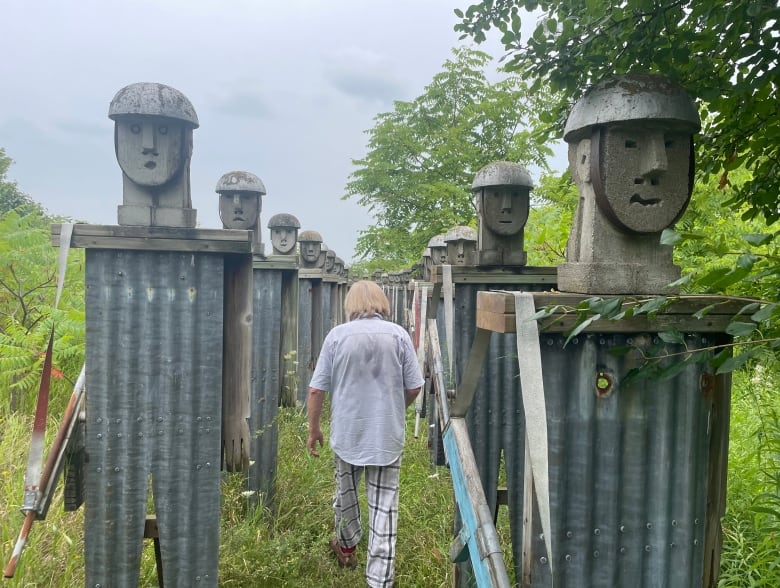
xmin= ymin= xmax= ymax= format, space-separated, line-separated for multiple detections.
xmin=84 ymin=249 xmax=223 ymax=587
xmin=249 ymin=268 xmax=283 ymax=508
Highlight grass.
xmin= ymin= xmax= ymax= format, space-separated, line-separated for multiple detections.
xmin=1 ymin=406 xmax=456 ymax=587
xmin=3 ymin=370 xmax=780 ymax=586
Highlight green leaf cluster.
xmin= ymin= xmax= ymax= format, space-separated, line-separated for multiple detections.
xmin=0 ymin=210 xmax=85 ymax=414
xmin=344 ymin=47 xmax=554 ymax=268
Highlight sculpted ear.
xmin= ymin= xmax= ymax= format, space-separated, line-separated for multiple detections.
xmin=568 ymin=139 xmax=591 ymax=184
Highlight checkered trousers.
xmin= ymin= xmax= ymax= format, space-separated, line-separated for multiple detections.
xmin=333 ymin=454 xmax=402 ymax=588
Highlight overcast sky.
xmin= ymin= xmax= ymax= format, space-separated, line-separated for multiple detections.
xmin=1 ymin=0 xmax=559 ymax=263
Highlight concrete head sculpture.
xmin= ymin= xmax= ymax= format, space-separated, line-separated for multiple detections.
xmin=559 ymin=73 xmax=701 ymax=294
xmin=324 ymin=248 xmax=336 ymax=273
xmin=373 ymin=269 xmax=382 ymax=283
xmin=216 ymin=170 xmax=266 ymax=253
xmin=109 ymin=82 xmax=199 ymax=227
xmin=421 ymin=248 xmax=433 ymax=281
xmin=298 ymin=230 xmax=324 ymax=268
xmin=334 ymin=257 xmax=345 ymax=277
xmin=444 ymin=225 xmax=478 ymax=266
xmin=427 ymin=234 xmax=448 ymax=266
xmin=472 ymin=161 xmax=532 ymax=266
xmin=267 ymin=213 xmax=301 ymax=255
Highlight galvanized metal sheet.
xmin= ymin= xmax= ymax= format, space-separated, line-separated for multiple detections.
xmin=249 ymin=268 xmax=283 ymax=508
xmin=297 ymin=278 xmax=316 ymax=406
xmin=84 ymin=249 xmax=223 ymax=587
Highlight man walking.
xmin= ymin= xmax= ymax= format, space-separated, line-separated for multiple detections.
xmin=307 ymin=280 xmax=424 ymax=587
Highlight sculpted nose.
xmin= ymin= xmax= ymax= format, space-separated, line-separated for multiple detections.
xmin=640 ymin=131 xmax=667 ymax=176
xmin=141 ymin=124 xmax=157 ymax=155
xmin=501 ymin=193 xmax=512 ymax=212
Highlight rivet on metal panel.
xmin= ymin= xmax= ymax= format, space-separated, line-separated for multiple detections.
xmin=96 ymin=467 xmax=102 ymax=473
xmin=538 ymin=533 xmax=544 ymax=540
xmin=137 ymin=417 xmax=143 ymax=422
xmin=646 ymin=523 xmax=652 ymax=529
xmin=627 ymin=337 xmax=633 ymax=344
xmin=157 ymin=417 xmax=164 ymax=422
xmin=619 ymin=547 xmax=626 ymax=555
xmin=540 ymin=557 xmax=548 ymax=564
xmin=599 ymin=338 xmax=606 ymax=345
xmin=158 ymin=430 xmax=164 ymax=436
xmin=96 ymin=434 xmax=103 ymax=439
xmin=566 ymin=531 xmax=573 ymax=538
xmin=195 ymin=576 xmax=201 ymax=582
xmin=593 ymin=528 xmax=600 ymax=536
xmin=595 ymin=372 xmax=613 ymax=398
xmin=197 ymin=416 xmax=203 ymax=422
xmin=115 ymin=418 xmax=121 ymax=424
xmin=645 ymin=545 xmax=651 ymax=552
xmin=670 ymin=542 xmax=676 ymax=548
xmin=206 ymin=462 xmax=211 ymax=467
xmin=96 ymin=417 xmax=103 ymax=423
xmin=196 ymin=464 xmax=202 ymax=470
xmin=565 ymin=554 xmax=572 ymax=562
xmin=653 ymin=337 xmax=659 ymax=344
xmin=619 ymin=525 xmax=625 ymax=533
xmin=694 ymin=518 xmax=699 ymax=525
xmin=116 ymin=433 xmax=122 ymax=438
xmin=672 ymin=519 xmax=677 ymax=526
xmin=546 ymin=339 xmax=554 ymax=346
xmin=114 ymin=467 xmax=120 ymax=472
xmin=206 ymin=416 xmax=213 ymax=421
xmin=138 ymin=432 xmax=143 ymax=438
xmin=700 ymin=372 xmax=715 ymax=397
xmin=572 ymin=337 xmax=579 ymax=344
xmin=694 ymin=539 xmax=699 ymax=545
xmin=593 ymin=550 xmax=600 ymax=559
xmin=205 ymin=428 xmax=211 ymax=433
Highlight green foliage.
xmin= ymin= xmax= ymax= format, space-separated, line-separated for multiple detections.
xmin=344 ymin=46 xmax=554 ymax=267
xmin=0 ymin=148 xmax=43 ymax=217
xmin=455 ymin=0 xmax=780 ymax=224
xmin=0 ymin=211 xmax=85 ymax=413
xmin=525 ymin=172 xmax=578 ymax=266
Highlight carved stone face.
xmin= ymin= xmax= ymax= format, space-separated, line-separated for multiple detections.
xmin=324 ymin=251 xmax=336 ymax=272
xmin=270 ymin=227 xmax=297 ymax=254
xmin=446 ymin=239 xmax=477 ymax=266
xmin=597 ymin=125 xmax=692 ymax=233
xmin=115 ymin=117 xmax=184 ymax=186
xmin=219 ymin=192 xmax=260 ymax=230
xmin=480 ymin=186 xmax=530 ymax=236
xmin=430 ymin=246 xmax=448 ymax=265
xmin=300 ymin=241 xmax=321 ymax=264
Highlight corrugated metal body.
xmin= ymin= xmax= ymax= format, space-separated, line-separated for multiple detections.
xmin=448 ymin=280 xmax=729 ymax=587
xmin=452 ymin=282 xmax=547 ymax=587
xmin=525 ymin=332 xmax=726 ymax=588
xmin=249 ymin=268 xmax=282 ymax=507
xmin=297 ymin=278 xmax=321 ymax=405
xmin=321 ymin=282 xmax=333 ymax=339
xmin=84 ymin=249 xmax=223 ymax=588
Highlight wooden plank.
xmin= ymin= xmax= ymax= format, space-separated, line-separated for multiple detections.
xmin=450 ymin=327 xmax=491 ymax=417
xmin=477 ymin=291 xmax=747 ymax=334
xmin=52 ymin=223 xmax=250 ymax=242
xmin=476 ymin=310 xmax=517 ymax=334
xmin=430 ymin=265 xmax=556 ymax=285
xmin=252 ymin=256 xmax=298 ymax=270
xmin=298 ymin=269 xmax=324 ymax=279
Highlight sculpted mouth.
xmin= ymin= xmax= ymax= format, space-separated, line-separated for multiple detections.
xmin=631 ymin=194 xmax=661 ymax=206
xmin=144 ymin=161 xmax=157 ymax=169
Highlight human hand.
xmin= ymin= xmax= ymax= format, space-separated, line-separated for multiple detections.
xmin=307 ymin=428 xmax=324 ymax=457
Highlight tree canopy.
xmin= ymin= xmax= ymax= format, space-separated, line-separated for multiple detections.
xmin=455 ymin=0 xmax=780 ymax=223
xmin=1 ymin=148 xmax=43 ymax=218
xmin=344 ymin=47 xmax=553 ymax=267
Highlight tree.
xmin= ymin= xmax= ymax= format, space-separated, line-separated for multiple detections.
xmin=0 ymin=148 xmax=43 ymax=217
xmin=454 ymin=0 xmax=780 ymax=224
xmin=344 ymin=47 xmax=553 ymax=267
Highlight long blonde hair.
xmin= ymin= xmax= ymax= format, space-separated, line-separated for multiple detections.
xmin=344 ymin=280 xmax=390 ymax=321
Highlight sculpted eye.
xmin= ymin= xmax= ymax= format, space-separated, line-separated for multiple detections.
xmin=625 ymin=139 xmax=637 ymax=148
xmin=130 ymin=124 xmax=141 ymax=134
xmin=158 ymin=126 xmax=168 ymax=135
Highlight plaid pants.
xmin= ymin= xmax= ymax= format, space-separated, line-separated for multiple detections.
xmin=333 ymin=454 xmax=401 ymax=588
